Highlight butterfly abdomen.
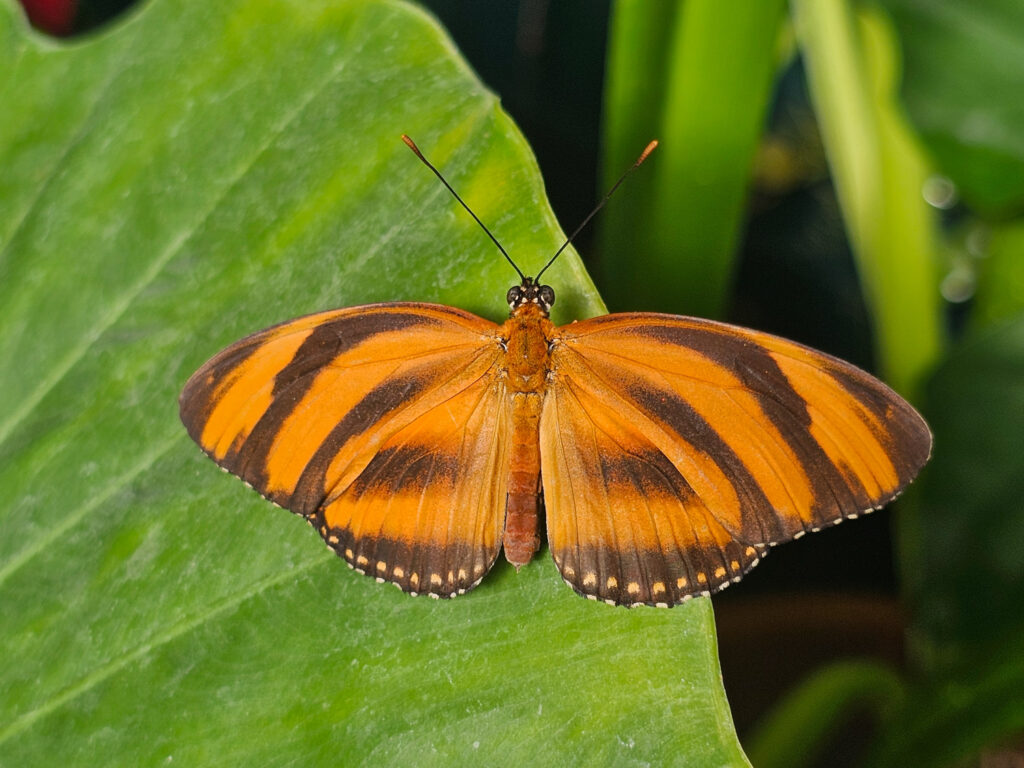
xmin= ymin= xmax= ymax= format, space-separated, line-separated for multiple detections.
xmin=500 ymin=303 xmax=554 ymax=568
xmin=505 ymin=393 xmax=543 ymax=567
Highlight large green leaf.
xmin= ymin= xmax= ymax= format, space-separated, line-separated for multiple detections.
xmin=973 ymin=220 xmax=1024 ymax=330
xmin=599 ymin=0 xmax=786 ymax=319
xmin=790 ymin=0 xmax=942 ymax=397
xmin=869 ymin=314 xmax=1024 ymax=767
xmin=906 ymin=318 xmax=1024 ymax=671
xmin=0 ymin=0 xmax=750 ymax=764
xmin=882 ymin=0 xmax=1024 ymax=216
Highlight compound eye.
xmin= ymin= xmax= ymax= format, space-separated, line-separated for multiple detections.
xmin=506 ymin=286 xmax=522 ymax=306
xmin=539 ymin=284 xmax=555 ymax=308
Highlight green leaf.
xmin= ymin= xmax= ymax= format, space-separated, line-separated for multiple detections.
xmin=790 ymin=0 xmax=943 ymax=397
xmin=904 ymin=316 xmax=1024 ymax=672
xmin=973 ymin=220 xmax=1024 ymax=330
xmin=881 ymin=0 xmax=1024 ymax=216
xmin=0 ymin=0 xmax=750 ymax=764
xmin=599 ymin=0 xmax=787 ymax=318
xmin=745 ymin=660 xmax=905 ymax=768
xmin=871 ymin=315 xmax=1024 ymax=767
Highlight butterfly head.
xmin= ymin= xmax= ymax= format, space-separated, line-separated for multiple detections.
xmin=507 ymin=277 xmax=555 ymax=316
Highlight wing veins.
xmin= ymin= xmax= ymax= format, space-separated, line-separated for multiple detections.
xmin=558 ymin=348 xmax=738 ymax=509
xmin=321 ymin=339 xmax=498 ymax=372
xmin=559 ymin=341 xmax=756 ymax=391
xmin=563 ymin=341 xmax=881 ymax=528
xmin=550 ymin=389 xmax=584 ymax=574
xmin=717 ymin=387 xmax=825 ymax=527
xmin=580 ymin=389 xmax=625 ymax=586
xmin=561 ymin=380 xmax=688 ymax=581
xmin=803 ymin=401 xmax=890 ymax=503
xmin=570 ymin=342 xmax=808 ymax=401
xmin=342 ymin=364 xmax=495 ymax=509
xmin=321 ymin=348 xmax=502 ymax=503
xmin=438 ymin=376 xmax=498 ymax=572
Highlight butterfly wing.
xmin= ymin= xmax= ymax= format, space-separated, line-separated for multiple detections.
xmin=180 ymin=302 xmax=510 ymax=597
xmin=541 ymin=312 xmax=932 ymax=606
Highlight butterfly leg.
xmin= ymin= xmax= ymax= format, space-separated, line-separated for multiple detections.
xmin=504 ymin=392 xmax=543 ymax=568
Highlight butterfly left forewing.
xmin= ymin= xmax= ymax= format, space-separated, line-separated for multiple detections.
xmin=180 ymin=302 xmax=510 ymax=596
xmin=542 ymin=312 xmax=931 ymax=606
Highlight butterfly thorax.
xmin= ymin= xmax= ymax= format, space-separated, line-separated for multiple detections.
xmin=501 ymin=301 xmax=554 ymax=394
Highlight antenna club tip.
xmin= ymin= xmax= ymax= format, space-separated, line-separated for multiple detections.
xmin=638 ymin=140 xmax=659 ymax=164
xmin=401 ymin=134 xmax=423 ymax=157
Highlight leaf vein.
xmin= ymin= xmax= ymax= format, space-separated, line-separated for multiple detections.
xmin=0 ymin=36 xmax=368 ymax=449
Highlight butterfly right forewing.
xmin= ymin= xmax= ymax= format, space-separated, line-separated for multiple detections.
xmin=541 ymin=312 xmax=932 ymax=606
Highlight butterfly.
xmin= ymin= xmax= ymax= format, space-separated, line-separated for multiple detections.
xmin=179 ymin=136 xmax=932 ymax=607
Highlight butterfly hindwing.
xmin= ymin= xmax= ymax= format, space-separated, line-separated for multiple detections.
xmin=541 ymin=371 xmax=768 ymax=606
xmin=180 ymin=302 xmax=509 ymax=596
xmin=541 ymin=312 xmax=932 ymax=606
xmin=319 ymin=368 xmax=511 ymax=597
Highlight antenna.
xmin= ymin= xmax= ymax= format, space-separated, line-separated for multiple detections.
xmin=401 ymin=135 xmax=525 ymax=281
xmin=535 ymin=139 xmax=658 ymax=282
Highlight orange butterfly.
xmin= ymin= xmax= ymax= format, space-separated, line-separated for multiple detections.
xmin=180 ymin=137 xmax=931 ymax=606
